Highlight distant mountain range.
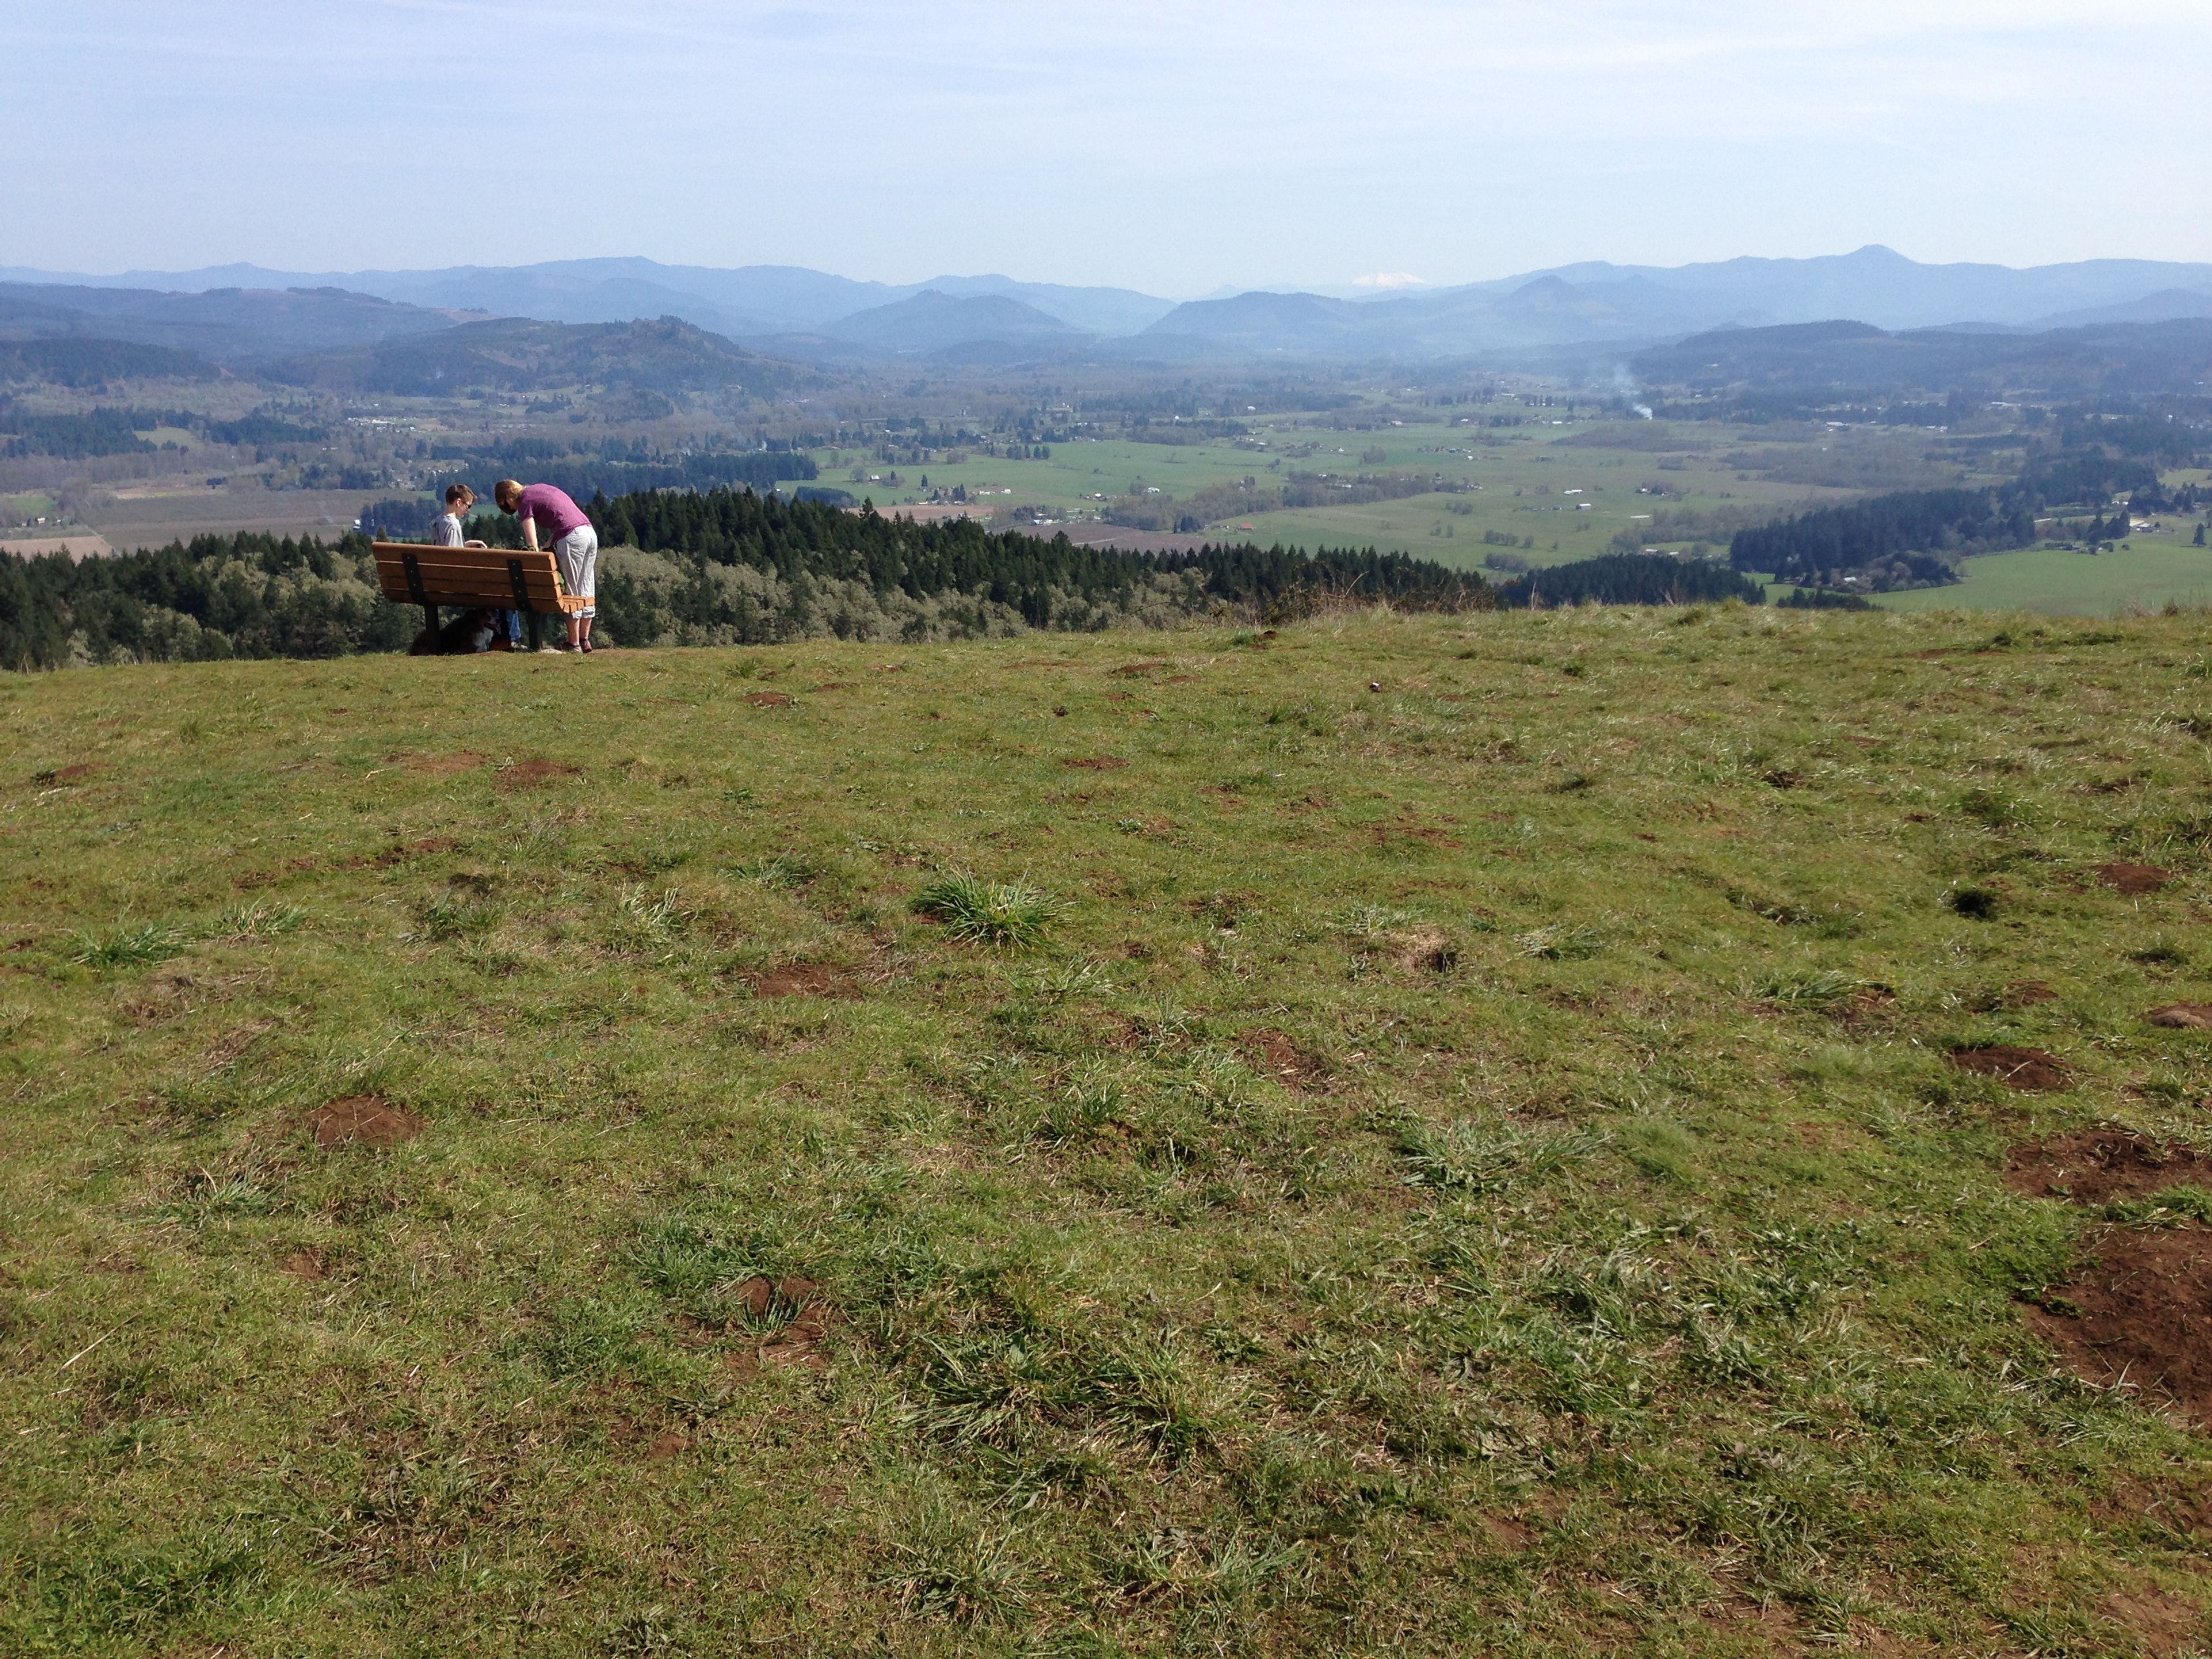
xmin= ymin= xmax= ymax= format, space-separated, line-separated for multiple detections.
xmin=3 ymin=246 xmax=2211 ymax=371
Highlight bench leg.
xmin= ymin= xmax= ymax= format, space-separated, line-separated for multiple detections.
xmin=423 ymin=603 xmax=440 ymax=638
xmin=527 ymin=612 xmax=542 ymax=651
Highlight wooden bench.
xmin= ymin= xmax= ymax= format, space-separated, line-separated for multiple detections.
xmin=372 ymin=542 xmax=589 ymax=651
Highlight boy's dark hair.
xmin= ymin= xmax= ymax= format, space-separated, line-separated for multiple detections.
xmin=445 ymin=484 xmax=475 ymax=507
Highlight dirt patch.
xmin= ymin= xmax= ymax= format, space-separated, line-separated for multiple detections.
xmin=809 ymin=681 xmax=856 ymax=692
xmin=401 ymin=751 xmax=486 ymax=776
xmin=1239 ymin=1028 xmax=1329 ymax=1093
xmin=1165 ymin=673 xmax=1200 ymax=684
xmin=283 ymin=1248 xmax=328 ymax=1281
xmin=748 ymin=963 xmax=863 ymax=999
xmin=1948 ymin=1045 xmax=2069 ymax=1091
xmin=2097 ymin=862 xmax=2173 ymax=895
xmin=744 ymin=691 xmax=794 ymax=709
xmin=2027 ymin=1229 xmax=2212 ymax=1424
xmin=340 ymin=836 xmax=459 ymax=870
xmin=2008 ymin=980 xmax=2058 ymax=1006
xmin=724 ymin=1276 xmax=842 ymax=1371
xmin=1063 ymin=756 xmax=1128 ymax=770
xmin=2006 ymin=1130 xmax=2212 ymax=1206
xmin=33 ymin=762 xmax=104 ymax=786
xmin=495 ymin=759 xmax=579 ymax=790
xmin=2099 ymin=1584 xmax=2203 ymax=1658
xmin=312 ymin=1095 xmax=424 ymax=1149
xmin=1110 ymin=660 xmax=1169 ymax=676
xmin=2147 ymin=1004 xmax=2212 ymax=1029
xmin=646 ymin=1431 xmax=688 ymax=1460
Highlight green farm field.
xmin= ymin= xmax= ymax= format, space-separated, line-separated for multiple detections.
xmin=820 ymin=407 xmax=1889 ymax=573
xmin=9 ymin=607 xmax=2212 ymax=1654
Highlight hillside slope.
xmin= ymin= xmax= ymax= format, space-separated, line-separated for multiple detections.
xmin=5 ymin=611 xmax=2212 ymax=1656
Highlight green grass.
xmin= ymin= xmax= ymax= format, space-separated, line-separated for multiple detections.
xmin=1877 ymin=533 xmax=2212 ymax=616
xmin=6 ymin=608 xmax=2212 ymax=1654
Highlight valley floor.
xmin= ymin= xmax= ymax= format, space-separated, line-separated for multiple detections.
xmin=6 ymin=607 xmax=2212 ymax=1656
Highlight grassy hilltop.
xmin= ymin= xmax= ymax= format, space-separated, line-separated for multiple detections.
xmin=7 ymin=608 xmax=2212 ymax=1655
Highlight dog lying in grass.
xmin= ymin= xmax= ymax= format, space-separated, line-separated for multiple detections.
xmin=409 ymin=607 xmax=502 ymax=656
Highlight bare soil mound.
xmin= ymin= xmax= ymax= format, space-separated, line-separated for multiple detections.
xmin=2146 ymin=1004 xmax=2212 ymax=1030
xmin=2027 ymin=1230 xmax=2212 ymax=1423
xmin=2096 ymin=862 xmax=2173 ymax=895
xmin=495 ymin=759 xmax=579 ymax=790
xmin=2006 ymin=1131 xmax=2212 ymax=1206
xmin=312 ymin=1095 xmax=423 ymax=1148
xmin=744 ymin=691 xmax=794 ymax=709
xmin=2007 ymin=980 xmax=2058 ymax=1006
xmin=1240 ymin=1028 xmax=1328 ymax=1093
xmin=1949 ymin=1045 xmax=2069 ymax=1090
xmin=749 ymin=963 xmax=862 ymax=999
xmin=1063 ymin=756 xmax=1128 ymax=770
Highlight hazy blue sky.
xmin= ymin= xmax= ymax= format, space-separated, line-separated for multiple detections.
xmin=4 ymin=0 xmax=2206 ymax=294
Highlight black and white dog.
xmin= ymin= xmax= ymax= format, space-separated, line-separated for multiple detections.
xmin=409 ymin=607 xmax=502 ymax=656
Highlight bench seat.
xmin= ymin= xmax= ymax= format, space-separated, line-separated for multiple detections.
xmin=373 ymin=541 xmax=589 ymax=649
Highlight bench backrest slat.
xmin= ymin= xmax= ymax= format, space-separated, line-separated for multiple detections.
xmin=370 ymin=542 xmax=585 ymax=614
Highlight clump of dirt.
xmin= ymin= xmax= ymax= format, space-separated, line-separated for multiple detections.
xmin=2146 ymin=1003 xmax=2212 ymax=1029
xmin=2027 ymin=1230 xmax=2212 ymax=1425
xmin=810 ymin=681 xmax=856 ymax=692
xmin=2010 ymin=1130 xmax=2212 ymax=1425
xmin=1110 ymin=660 xmax=1169 ymax=676
xmin=1948 ymin=1045 xmax=2069 ymax=1090
xmin=744 ymin=691 xmax=794 ymax=709
xmin=1063 ymin=756 xmax=1128 ymax=770
xmin=1165 ymin=673 xmax=1200 ymax=684
xmin=312 ymin=1095 xmax=424 ymax=1149
xmin=724 ymin=1276 xmax=842 ymax=1370
xmin=2006 ymin=1130 xmax=2212 ymax=1205
xmin=748 ymin=963 xmax=862 ymax=999
xmin=34 ymin=762 xmax=104 ymax=786
xmin=2008 ymin=980 xmax=2058 ymax=1006
xmin=1392 ymin=925 xmax=1457 ymax=974
xmin=2097 ymin=862 xmax=2173 ymax=895
xmin=402 ymin=751 xmax=486 ymax=776
xmin=1239 ymin=1028 xmax=1328 ymax=1093
xmin=495 ymin=759 xmax=579 ymax=790
xmin=1762 ymin=768 xmax=1805 ymax=790
xmin=283 ymin=1248 xmax=328 ymax=1281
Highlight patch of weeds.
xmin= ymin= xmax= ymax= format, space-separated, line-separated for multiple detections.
xmin=726 ymin=852 xmax=815 ymax=888
xmin=1619 ymin=1116 xmax=1699 ymax=1182
xmin=164 ymin=1165 xmax=281 ymax=1222
xmin=24 ymin=1532 xmax=263 ymax=1645
xmin=70 ymin=923 xmax=192 ymax=969
xmin=1025 ymin=958 xmax=1116 ymax=1001
xmin=1393 ymin=1115 xmax=1602 ymax=1194
xmin=210 ymin=901 xmax=306 ymax=941
xmin=1755 ymin=969 xmax=1881 ymax=1008
xmin=1037 ymin=1071 xmax=1132 ymax=1145
xmin=2104 ymin=1187 xmax=2212 ymax=1228
xmin=874 ymin=1497 xmax=1030 ymax=1625
xmin=610 ymin=885 xmax=692 ymax=957
xmin=419 ymin=886 xmax=502 ymax=941
xmin=1515 ymin=924 xmax=1605 ymax=960
xmin=912 ymin=874 xmax=1060 ymax=948
xmin=1960 ymin=785 xmax=2034 ymax=831
xmin=529 ymin=1297 xmax=652 ymax=1379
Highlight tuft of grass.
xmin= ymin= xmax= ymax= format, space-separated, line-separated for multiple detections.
xmin=1755 ymin=969 xmax=1880 ymax=1007
xmin=1393 ymin=1114 xmax=1603 ymax=1194
xmin=726 ymin=852 xmax=816 ymax=888
xmin=1515 ymin=923 xmax=1605 ymax=960
xmin=911 ymin=873 xmax=1060 ymax=948
xmin=70 ymin=923 xmax=191 ymax=969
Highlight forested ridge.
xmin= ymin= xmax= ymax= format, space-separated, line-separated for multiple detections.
xmin=0 ymin=486 xmax=1487 ymax=669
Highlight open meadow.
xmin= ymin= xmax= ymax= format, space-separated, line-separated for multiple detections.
xmin=10 ymin=607 xmax=2212 ymax=1656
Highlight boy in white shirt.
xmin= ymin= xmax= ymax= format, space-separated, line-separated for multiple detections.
xmin=430 ymin=485 xmax=521 ymax=649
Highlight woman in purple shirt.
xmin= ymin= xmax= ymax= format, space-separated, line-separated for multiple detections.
xmin=495 ymin=479 xmax=599 ymax=652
